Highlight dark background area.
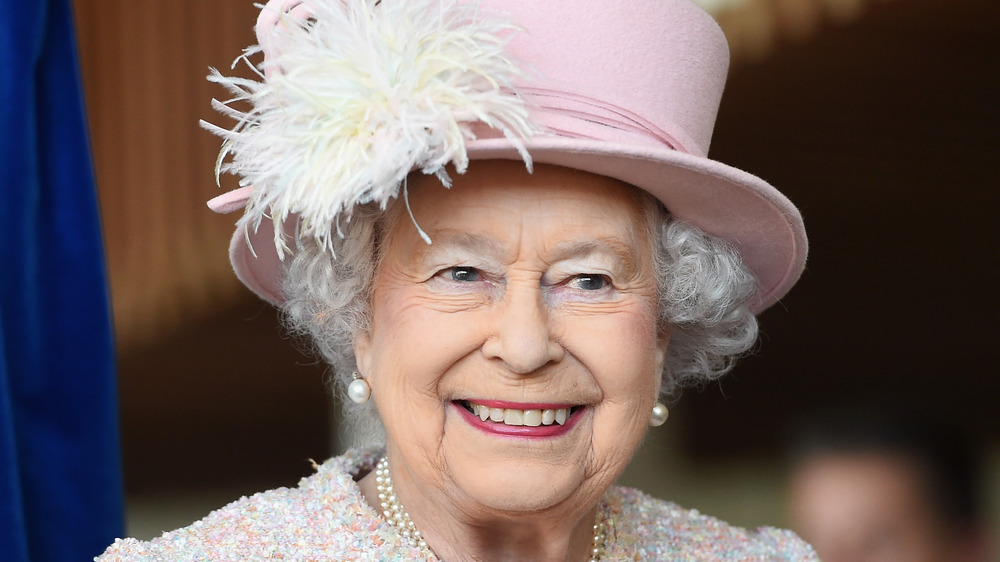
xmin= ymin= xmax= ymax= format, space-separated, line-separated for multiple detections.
xmin=680 ymin=0 xmax=999 ymax=460
xmin=117 ymin=301 xmax=330 ymax=494
xmin=110 ymin=0 xmax=998 ymax=497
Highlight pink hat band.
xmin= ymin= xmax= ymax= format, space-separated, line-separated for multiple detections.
xmin=208 ymin=0 xmax=807 ymax=312
xmin=481 ymin=89 xmax=697 ymax=156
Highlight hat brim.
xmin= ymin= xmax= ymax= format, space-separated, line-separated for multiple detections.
xmin=222 ymin=137 xmax=806 ymax=314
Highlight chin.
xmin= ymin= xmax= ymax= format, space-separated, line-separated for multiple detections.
xmin=452 ymin=461 xmax=588 ymax=514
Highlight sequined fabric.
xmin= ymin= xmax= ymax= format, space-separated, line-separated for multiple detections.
xmin=98 ymin=449 xmax=817 ymax=561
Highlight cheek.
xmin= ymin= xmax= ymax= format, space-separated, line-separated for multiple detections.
xmin=568 ymin=307 xmax=662 ymax=398
xmin=367 ymin=285 xmax=492 ymax=411
xmin=573 ymin=309 xmax=661 ymax=479
xmin=593 ymin=305 xmax=661 ymax=380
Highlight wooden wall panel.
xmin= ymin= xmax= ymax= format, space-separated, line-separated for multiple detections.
xmin=73 ymin=1 xmax=260 ymax=352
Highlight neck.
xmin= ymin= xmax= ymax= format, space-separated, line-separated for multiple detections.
xmin=358 ymin=457 xmax=605 ymax=561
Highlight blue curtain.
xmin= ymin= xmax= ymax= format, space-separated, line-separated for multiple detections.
xmin=0 ymin=0 xmax=124 ymax=560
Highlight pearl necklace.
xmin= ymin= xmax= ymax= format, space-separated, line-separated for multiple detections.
xmin=374 ymin=455 xmax=609 ymax=560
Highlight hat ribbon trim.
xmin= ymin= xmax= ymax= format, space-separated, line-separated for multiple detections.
xmin=519 ymin=87 xmax=698 ymax=156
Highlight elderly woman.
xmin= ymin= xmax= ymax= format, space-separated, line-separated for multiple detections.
xmin=101 ymin=0 xmax=815 ymax=559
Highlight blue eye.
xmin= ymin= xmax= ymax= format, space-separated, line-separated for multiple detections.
xmin=572 ymin=274 xmax=609 ymax=291
xmin=450 ymin=267 xmax=481 ymax=282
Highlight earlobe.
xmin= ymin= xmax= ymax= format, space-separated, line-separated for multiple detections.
xmin=353 ymin=331 xmax=374 ymax=383
xmin=655 ymin=329 xmax=670 ymax=373
xmin=648 ymin=330 xmax=670 ymax=397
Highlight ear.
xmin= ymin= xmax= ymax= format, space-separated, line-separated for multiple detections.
xmin=653 ymin=328 xmax=670 ymax=387
xmin=353 ymin=330 xmax=374 ymax=384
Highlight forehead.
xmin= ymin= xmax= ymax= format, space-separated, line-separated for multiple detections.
xmin=387 ymin=161 xmax=654 ymax=254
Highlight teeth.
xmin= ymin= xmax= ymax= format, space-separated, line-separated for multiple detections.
xmin=467 ymin=402 xmax=572 ymax=427
xmin=523 ymin=410 xmax=542 ymax=427
xmin=542 ymin=409 xmax=555 ymax=425
xmin=503 ymin=410 xmax=524 ymax=425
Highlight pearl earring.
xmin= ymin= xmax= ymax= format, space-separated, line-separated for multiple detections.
xmin=347 ymin=372 xmax=371 ymax=404
xmin=649 ymin=402 xmax=669 ymax=427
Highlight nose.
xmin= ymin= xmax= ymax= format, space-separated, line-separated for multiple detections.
xmin=481 ymin=282 xmax=564 ymax=374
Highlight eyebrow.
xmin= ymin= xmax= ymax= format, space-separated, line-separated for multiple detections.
xmin=414 ymin=230 xmax=508 ymax=260
xmin=413 ymin=230 xmax=639 ymax=272
xmin=548 ymin=238 xmax=637 ymax=272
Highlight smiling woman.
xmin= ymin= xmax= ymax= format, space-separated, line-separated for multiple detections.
xmin=99 ymin=0 xmax=815 ymax=560
xmin=351 ymin=165 xmax=665 ymax=553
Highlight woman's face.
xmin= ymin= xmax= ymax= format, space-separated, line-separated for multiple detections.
xmin=354 ymin=161 xmax=666 ymax=517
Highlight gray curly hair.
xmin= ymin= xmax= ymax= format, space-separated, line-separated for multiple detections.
xmin=281 ymin=185 xmax=759 ymax=447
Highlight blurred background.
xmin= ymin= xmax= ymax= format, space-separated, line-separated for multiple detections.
xmin=71 ymin=0 xmax=998 ymax=550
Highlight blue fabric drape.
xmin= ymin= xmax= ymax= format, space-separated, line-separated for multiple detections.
xmin=0 ymin=0 xmax=124 ymax=560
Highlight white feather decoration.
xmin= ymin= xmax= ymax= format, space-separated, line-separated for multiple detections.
xmin=203 ymin=0 xmax=537 ymax=258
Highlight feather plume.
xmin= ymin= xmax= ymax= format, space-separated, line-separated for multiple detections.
xmin=203 ymin=0 xmax=537 ymax=258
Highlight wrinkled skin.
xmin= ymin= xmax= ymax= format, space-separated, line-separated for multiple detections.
xmin=355 ymin=161 xmax=667 ymax=561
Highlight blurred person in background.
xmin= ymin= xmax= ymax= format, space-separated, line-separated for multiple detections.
xmin=787 ymin=410 xmax=994 ymax=562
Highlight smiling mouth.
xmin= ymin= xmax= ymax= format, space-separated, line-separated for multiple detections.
xmin=459 ymin=400 xmax=581 ymax=427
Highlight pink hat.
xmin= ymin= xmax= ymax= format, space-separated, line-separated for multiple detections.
xmin=206 ymin=0 xmax=807 ymax=313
